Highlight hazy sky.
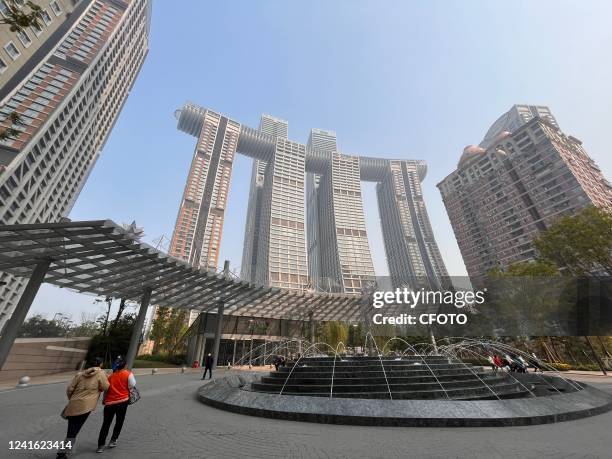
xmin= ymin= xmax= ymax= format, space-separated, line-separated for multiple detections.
xmin=29 ymin=0 xmax=612 ymax=321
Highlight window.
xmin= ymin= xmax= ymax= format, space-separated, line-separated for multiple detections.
xmin=4 ymin=41 xmax=20 ymax=60
xmin=31 ymin=22 xmax=43 ymax=36
xmin=16 ymin=30 xmax=31 ymax=47
xmin=0 ymin=56 xmax=7 ymax=73
xmin=0 ymin=1 xmax=9 ymax=17
xmin=50 ymin=0 xmax=62 ymax=16
xmin=41 ymin=9 xmax=52 ymax=25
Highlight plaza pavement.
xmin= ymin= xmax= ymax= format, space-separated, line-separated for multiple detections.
xmin=0 ymin=369 xmax=611 ymax=459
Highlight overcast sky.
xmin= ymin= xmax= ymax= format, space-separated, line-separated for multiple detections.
xmin=29 ymin=0 xmax=612 ymax=322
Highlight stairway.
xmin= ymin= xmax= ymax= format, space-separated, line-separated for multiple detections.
xmin=250 ymin=356 xmax=531 ymax=400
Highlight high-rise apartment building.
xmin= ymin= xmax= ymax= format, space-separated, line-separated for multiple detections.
xmin=240 ymin=114 xmax=288 ymax=281
xmin=175 ymin=103 xmax=448 ymax=295
xmin=304 ymin=128 xmax=377 ymax=293
xmin=438 ymin=105 xmax=612 ymax=287
xmin=377 ymin=160 xmax=449 ymax=289
xmin=0 ymin=1 xmax=78 ymax=90
xmin=480 ymin=105 xmax=558 ymax=149
xmin=0 ymin=0 xmax=151 ymax=329
xmin=168 ymin=108 xmax=240 ymax=270
xmin=308 ymin=128 xmax=337 ymax=152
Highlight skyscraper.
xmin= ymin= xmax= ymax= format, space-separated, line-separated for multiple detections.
xmin=480 ymin=105 xmax=558 ymax=149
xmin=305 ymin=128 xmax=377 ymax=293
xmin=377 ymin=160 xmax=449 ymax=289
xmin=0 ymin=0 xmax=152 ymax=330
xmin=307 ymin=128 xmax=337 ymax=152
xmin=168 ymin=107 xmax=240 ymax=270
xmin=175 ymin=103 xmax=448 ymax=295
xmin=438 ymin=105 xmax=612 ymax=287
xmin=241 ymin=114 xmax=288 ymax=282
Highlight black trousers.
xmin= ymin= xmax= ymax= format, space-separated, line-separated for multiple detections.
xmin=202 ymin=367 xmax=212 ymax=379
xmin=98 ymin=401 xmax=129 ymax=447
xmin=66 ymin=412 xmax=90 ymax=439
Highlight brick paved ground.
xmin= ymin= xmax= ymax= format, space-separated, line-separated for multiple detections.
xmin=0 ymin=369 xmax=611 ymax=458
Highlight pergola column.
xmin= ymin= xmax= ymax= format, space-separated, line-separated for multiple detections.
xmin=198 ymin=337 xmax=207 ymax=365
xmin=211 ymin=300 xmax=225 ymax=369
xmin=309 ymin=310 xmax=315 ymax=344
xmin=195 ymin=333 xmax=204 ymax=365
xmin=126 ymin=287 xmax=152 ymax=369
xmin=0 ymin=259 xmax=51 ymax=370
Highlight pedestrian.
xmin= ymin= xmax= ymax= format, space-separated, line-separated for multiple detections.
xmin=57 ymin=357 xmax=109 ymax=459
xmin=487 ymin=355 xmax=497 ymax=372
xmin=202 ymin=353 xmax=214 ymax=379
xmin=492 ymin=354 xmax=503 ymax=372
xmin=96 ymin=356 xmax=136 ymax=453
xmin=111 ymin=355 xmax=123 ymax=372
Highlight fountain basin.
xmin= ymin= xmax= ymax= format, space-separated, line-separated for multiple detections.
xmin=198 ymin=372 xmax=612 ymax=426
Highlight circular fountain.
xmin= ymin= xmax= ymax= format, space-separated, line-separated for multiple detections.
xmin=197 ymin=337 xmax=612 ymax=427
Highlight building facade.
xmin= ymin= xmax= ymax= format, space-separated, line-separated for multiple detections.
xmin=174 ymin=102 xmax=449 ymax=295
xmin=438 ymin=105 xmax=612 ymax=287
xmin=240 ymin=114 xmax=287 ymax=282
xmin=0 ymin=0 xmax=151 ymax=330
xmin=168 ymin=108 xmax=240 ymax=270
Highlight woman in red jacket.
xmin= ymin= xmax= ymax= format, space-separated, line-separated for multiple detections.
xmin=97 ymin=357 xmax=136 ymax=453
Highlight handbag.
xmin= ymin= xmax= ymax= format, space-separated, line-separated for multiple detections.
xmin=128 ymin=386 xmax=140 ymax=405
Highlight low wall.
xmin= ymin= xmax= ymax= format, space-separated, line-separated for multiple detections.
xmin=0 ymin=337 xmax=91 ymax=382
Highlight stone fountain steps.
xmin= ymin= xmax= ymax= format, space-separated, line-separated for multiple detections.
xmin=251 ymin=381 xmax=529 ymax=400
xmin=252 ymin=378 xmax=516 ymax=394
xmin=278 ymin=363 xmax=479 ymax=370
xmin=295 ymin=356 xmax=452 ymax=362
xmin=260 ymin=372 xmax=503 ymax=387
xmin=283 ymin=358 xmax=452 ymax=367
xmin=249 ymin=356 xmax=532 ymax=401
xmin=268 ymin=368 xmax=491 ymax=379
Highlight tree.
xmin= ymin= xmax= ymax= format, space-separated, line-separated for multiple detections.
xmin=18 ymin=314 xmax=71 ymax=338
xmin=0 ymin=112 xmax=24 ymax=142
xmin=149 ymin=307 xmax=188 ymax=357
xmin=149 ymin=306 xmax=170 ymax=350
xmin=0 ymin=2 xmax=43 ymax=142
xmin=70 ymin=319 xmax=100 ymax=337
xmin=110 ymin=298 xmax=133 ymax=333
xmin=534 ymin=206 xmax=612 ymax=277
xmin=94 ymin=296 xmax=113 ymax=335
xmin=317 ymin=321 xmax=348 ymax=351
xmin=490 ymin=260 xmax=559 ymax=277
xmin=498 ymin=208 xmax=612 ymax=374
xmin=0 ymin=0 xmax=42 ymax=32
xmin=86 ymin=313 xmax=136 ymax=366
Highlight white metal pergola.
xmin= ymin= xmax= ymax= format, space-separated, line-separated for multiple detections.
xmin=0 ymin=219 xmax=365 ymax=369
